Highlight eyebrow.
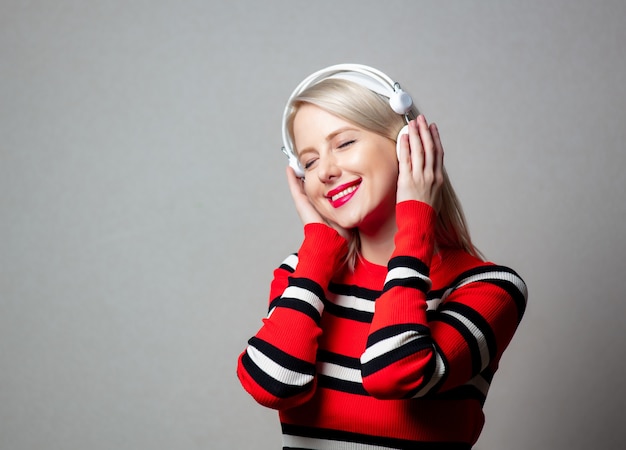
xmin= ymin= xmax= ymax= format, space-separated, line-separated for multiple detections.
xmin=297 ymin=126 xmax=360 ymax=157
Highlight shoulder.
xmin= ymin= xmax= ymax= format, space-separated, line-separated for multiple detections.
xmin=435 ymin=248 xmax=524 ymax=282
xmin=434 ymin=248 xmax=527 ymax=296
xmin=433 ymin=248 xmax=528 ymax=320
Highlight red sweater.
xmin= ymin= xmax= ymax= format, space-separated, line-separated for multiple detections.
xmin=237 ymin=201 xmax=527 ymax=449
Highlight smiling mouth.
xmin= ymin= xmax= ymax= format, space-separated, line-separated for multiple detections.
xmin=326 ymin=179 xmax=361 ymax=208
xmin=331 ymin=185 xmax=358 ymax=202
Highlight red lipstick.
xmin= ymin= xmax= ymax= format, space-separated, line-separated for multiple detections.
xmin=326 ymin=179 xmax=361 ymax=208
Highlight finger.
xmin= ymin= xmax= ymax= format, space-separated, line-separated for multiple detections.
xmin=286 ymin=166 xmax=329 ymax=226
xmin=408 ymin=119 xmax=424 ymax=172
xmin=430 ymin=123 xmax=445 ymax=181
xmin=397 ymin=132 xmax=412 ymax=173
xmin=417 ymin=115 xmax=435 ymax=178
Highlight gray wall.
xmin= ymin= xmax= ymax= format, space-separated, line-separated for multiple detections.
xmin=1 ymin=1 xmax=624 ymax=449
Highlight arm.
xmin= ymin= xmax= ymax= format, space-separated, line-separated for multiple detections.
xmin=361 ymin=116 xmax=527 ymax=398
xmin=236 ymin=223 xmax=347 ymax=409
xmin=360 ymin=200 xmax=527 ymax=399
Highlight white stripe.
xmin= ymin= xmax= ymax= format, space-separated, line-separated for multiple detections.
xmin=328 ymin=293 xmax=375 ymax=313
xmin=245 ymin=345 xmax=313 ymax=387
xmin=411 ymin=349 xmax=446 ymax=397
xmin=281 ymin=253 xmax=299 ymax=271
xmin=426 ymin=296 xmax=443 ymax=311
xmin=466 ymin=373 xmax=491 ymax=397
xmin=433 ymin=269 xmax=527 ymax=312
xmin=456 ymin=270 xmax=528 ymax=299
xmin=282 ymin=285 xmax=324 ymax=315
xmin=385 ymin=266 xmax=431 ymax=288
xmin=317 ymin=361 xmax=362 ymax=383
xmin=441 ymin=309 xmax=490 ymax=371
xmin=360 ymin=331 xmax=426 ymax=365
xmin=283 ymin=434 xmax=400 ymax=450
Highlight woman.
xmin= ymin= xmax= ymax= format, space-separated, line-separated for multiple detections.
xmin=237 ymin=64 xmax=527 ymax=449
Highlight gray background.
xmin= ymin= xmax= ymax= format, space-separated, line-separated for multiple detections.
xmin=1 ymin=1 xmax=625 ymax=449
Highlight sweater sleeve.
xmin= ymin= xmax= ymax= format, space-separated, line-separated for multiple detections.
xmin=360 ymin=200 xmax=527 ymax=399
xmin=237 ymin=223 xmax=347 ymax=409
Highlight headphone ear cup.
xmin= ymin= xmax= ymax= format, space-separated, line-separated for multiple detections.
xmin=389 ymin=89 xmax=413 ymax=115
xmin=289 ymin=154 xmax=305 ymax=178
xmin=396 ymin=124 xmax=409 ymax=159
xmin=283 ymin=146 xmax=305 ymax=177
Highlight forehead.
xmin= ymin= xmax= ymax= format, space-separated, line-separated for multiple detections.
xmin=292 ymin=104 xmax=357 ymax=148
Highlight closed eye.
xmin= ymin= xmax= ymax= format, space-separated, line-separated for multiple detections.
xmin=338 ymin=140 xmax=355 ymax=149
xmin=304 ymin=158 xmax=318 ymax=170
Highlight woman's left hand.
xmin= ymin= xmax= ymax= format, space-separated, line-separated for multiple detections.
xmin=396 ymin=115 xmax=444 ymax=210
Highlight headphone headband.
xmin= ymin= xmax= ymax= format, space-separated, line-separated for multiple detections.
xmin=281 ymin=64 xmax=414 ymax=177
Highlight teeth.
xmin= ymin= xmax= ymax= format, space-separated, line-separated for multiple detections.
xmin=331 ymin=185 xmax=357 ymax=202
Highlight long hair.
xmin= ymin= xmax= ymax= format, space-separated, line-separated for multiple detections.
xmin=286 ymin=78 xmax=483 ymax=269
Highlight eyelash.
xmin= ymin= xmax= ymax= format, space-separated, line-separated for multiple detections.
xmin=338 ymin=140 xmax=355 ymax=149
xmin=303 ymin=140 xmax=356 ymax=170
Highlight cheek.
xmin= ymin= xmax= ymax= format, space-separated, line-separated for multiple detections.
xmin=374 ymin=154 xmax=399 ymax=182
xmin=303 ymin=180 xmax=323 ymax=203
xmin=352 ymin=144 xmax=398 ymax=174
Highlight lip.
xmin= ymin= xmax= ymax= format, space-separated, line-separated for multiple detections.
xmin=326 ymin=179 xmax=361 ymax=208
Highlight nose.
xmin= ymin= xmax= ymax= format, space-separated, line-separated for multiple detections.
xmin=317 ymin=153 xmax=341 ymax=183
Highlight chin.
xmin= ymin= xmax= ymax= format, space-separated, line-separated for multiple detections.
xmin=333 ymin=211 xmax=367 ymax=231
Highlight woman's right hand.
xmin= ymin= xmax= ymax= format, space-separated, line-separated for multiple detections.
xmin=286 ymin=166 xmax=350 ymax=240
xmin=396 ymin=115 xmax=444 ymax=210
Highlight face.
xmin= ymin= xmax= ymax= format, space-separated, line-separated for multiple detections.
xmin=292 ymin=104 xmax=399 ymax=234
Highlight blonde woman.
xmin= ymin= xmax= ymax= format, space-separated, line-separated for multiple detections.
xmin=237 ymin=64 xmax=527 ymax=449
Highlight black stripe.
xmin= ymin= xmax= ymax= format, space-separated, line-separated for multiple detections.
xmin=324 ymin=300 xmax=373 ymax=323
xmin=384 ymin=256 xmax=431 ymax=294
xmin=445 ymin=264 xmax=499 ymax=288
xmin=317 ymin=350 xmax=361 ymax=369
xmin=317 ymin=375 xmax=369 ymax=396
xmin=279 ymin=259 xmax=296 ymax=273
xmin=383 ymin=277 xmax=430 ymax=294
xmin=442 ymin=302 xmax=497 ymax=364
xmin=447 ymin=266 xmax=527 ymax=323
xmin=289 ymin=276 xmax=326 ymax=301
xmin=366 ymin=323 xmax=430 ymax=347
xmin=362 ymin=335 xmax=433 ymax=378
xmin=282 ymin=424 xmax=471 ymax=449
xmin=328 ymin=282 xmax=381 ymax=301
xmin=275 ymin=298 xmax=321 ymax=323
xmin=275 ymin=276 xmax=327 ymax=323
xmin=434 ymin=311 xmax=482 ymax=376
xmin=428 ymin=287 xmax=447 ymax=301
xmin=456 ymin=265 xmax=527 ymax=324
xmin=486 ymin=278 xmax=527 ymax=324
xmin=240 ymin=352 xmax=313 ymax=399
xmin=316 ymin=350 xmax=369 ymax=395
xmin=268 ymin=295 xmax=281 ymax=312
xmin=248 ymin=336 xmax=315 ymax=375
xmin=405 ymin=341 xmax=449 ymax=397
xmin=388 ymin=255 xmax=430 ymax=276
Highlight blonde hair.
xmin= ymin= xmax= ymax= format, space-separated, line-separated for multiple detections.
xmin=286 ymin=79 xmax=483 ymax=268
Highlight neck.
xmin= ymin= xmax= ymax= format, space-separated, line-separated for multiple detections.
xmin=358 ymin=213 xmax=397 ymax=266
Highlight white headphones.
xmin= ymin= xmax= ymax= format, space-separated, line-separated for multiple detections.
xmin=281 ymin=64 xmax=415 ymax=178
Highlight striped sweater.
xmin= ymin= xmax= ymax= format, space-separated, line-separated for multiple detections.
xmin=237 ymin=200 xmax=527 ymax=449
